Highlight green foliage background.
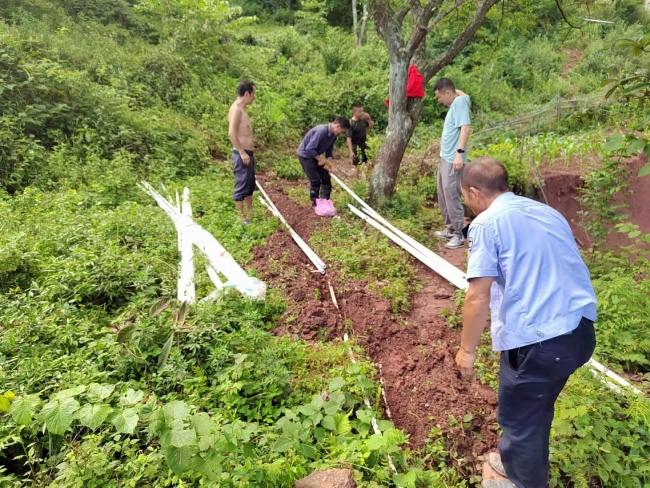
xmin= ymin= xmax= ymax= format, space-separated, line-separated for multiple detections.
xmin=1 ymin=0 xmax=649 ymax=486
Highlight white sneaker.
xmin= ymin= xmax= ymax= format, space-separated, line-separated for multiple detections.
xmin=434 ymin=228 xmax=454 ymax=240
xmin=445 ymin=235 xmax=465 ymax=249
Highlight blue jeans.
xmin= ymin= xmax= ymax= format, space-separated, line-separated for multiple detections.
xmin=498 ymin=317 xmax=596 ymax=488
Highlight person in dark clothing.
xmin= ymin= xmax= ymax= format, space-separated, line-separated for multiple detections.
xmin=297 ymin=116 xmax=350 ymax=207
xmin=346 ymin=105 xmax=374 ymax=166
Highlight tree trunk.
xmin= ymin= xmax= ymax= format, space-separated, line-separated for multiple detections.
xmin=352 ymin=0 xmax=359 ymax=45
xmin=359 ymin=1 xmax=368 ymax=45
xmin=369 ymin=57 xmax=415 ymax=206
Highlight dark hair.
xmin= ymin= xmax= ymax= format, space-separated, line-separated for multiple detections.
xmin=434 ymin=77 xmax=455 ymax=92
xmin=332 ymin=116 xmax=351 ymax=129
xmin=237 ymin=80 xmax=256 ymax=97
xmin=352 ymin=103 xmax=364 ymax=109
xmin=461 ymin=157 xmax=510 ymax=195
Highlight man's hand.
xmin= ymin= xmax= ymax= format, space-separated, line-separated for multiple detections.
xmin=240 ymin=151 xmax=251 ymax=166
xmin=323 ymin=159 xmax=334 ymax=171
xmin=455 ymin=347 xmax=477 ymax=378
xmin=452 ymin=153 xmax=464 ymax=171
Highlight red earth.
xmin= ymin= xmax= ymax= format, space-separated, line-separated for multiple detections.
xmin=541 ymin=153 xmax=650 ymax=248
xmin=250 ymin=178 xmax=498 ymax=479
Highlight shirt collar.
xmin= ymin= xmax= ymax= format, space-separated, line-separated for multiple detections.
xmin=487 ymin=192 xmax=515 ymax=211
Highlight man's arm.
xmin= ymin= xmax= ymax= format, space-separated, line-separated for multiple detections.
xmin=228 ymin=108 xmax=250 ymax=164
xmin=363 ymin=112 xmax=374 ymax=130
xmin=346 ymin=136 xmax=354 ymax=158
xmin=455 ymin=276 xmax=493 ymax=377
xmin=301 ymin=129 xmax=321 ymax=160
xmin=452 ymin=125 xmax=471 ymax=171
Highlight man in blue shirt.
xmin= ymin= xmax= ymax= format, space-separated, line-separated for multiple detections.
xmin=455 ymin=158 xmax=597 ymax=488
xmin=433 ymin=78 xmax=472 ymax=249
xmin=297 ymin=117 xmax=350 ymax=208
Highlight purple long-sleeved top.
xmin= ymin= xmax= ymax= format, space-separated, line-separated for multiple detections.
xmin=297 ymin=124 xmax=336 ymax=159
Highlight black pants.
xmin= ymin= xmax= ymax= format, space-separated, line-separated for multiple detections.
xmin=351 ymin=141 xmax=368 ymax=165
xmin=299 ymin=156 xmax=331 ymax=201
xmin=498 ymin=317 xmax=596 ymax=488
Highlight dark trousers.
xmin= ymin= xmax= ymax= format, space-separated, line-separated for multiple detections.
xmin=498 ymin=317 xmax=595 ymax=488
xmin=351 ymin=141 xmax=368 ymax=165
xmin=299 ymin=156 xmax=331 ymax=201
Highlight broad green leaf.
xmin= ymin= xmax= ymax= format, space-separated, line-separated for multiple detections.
xmin=87 ymin=383 xmax=115 ymax=403
xmin=603 ymin=134 xmax=625 ymax=154
xmin=42 ymin=397 xmax=80 ymax=435
xmin=191 ymin=412 xmax=212 ymax=436
xmin=163 ymin=400 xmax=190 ymax=422
xmin=198 ymin=433 xmax=216 ymax=451
xmin=164 ymin=445 xmax=197 ymax=473
xmin=328 ymin=377 xmax=346 ymax=391
xmin=356 ymin=409 xmax=373 ymax=425
xmin=120 ymin=389 xmax=144 ymax=406
xmin=53 ymin=385 xmax=86 ymax=401
xmin=9 ymin=395 xmax=40 ymax=425
xmin=309 ymin=393 xmax=325 ymax=410
xmin=0 ymin=397 xmax=10 ymax=413
xmin=366 ymin=432 xmax=386 ymax=451
xmin=170 ymin=427 xmax=197 ymax=448
xmin=321 ymin=415 xmax=336 ymax=431
xmin=273 ymin=434 xmax=296 ymax=453
xmin=111 ymin=407 xmax=139 ymax=434
xmin=297 ymin=443 xmax=318 ymax=459
xmin=76 ymin=403 xmax=113 ymax=430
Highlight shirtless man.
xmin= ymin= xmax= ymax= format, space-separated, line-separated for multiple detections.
xmin=227 ymin=80 xmax=256 ymax=224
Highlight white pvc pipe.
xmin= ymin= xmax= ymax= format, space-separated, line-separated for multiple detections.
xmin=587 ymin=358 xmax=643 ymax=395
xmin=256 ymin=182 xmax=327 ymax=273
xmin=177 ymin=187 xmax=196 ymax=304
xmin=331 ymin=173 xmax=467 ymax=290
xmin=140 ymin=182 xmax=266 ymax=300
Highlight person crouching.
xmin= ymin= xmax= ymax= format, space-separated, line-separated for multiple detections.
xmin=297 ymin=116 xmax=350 ymax=215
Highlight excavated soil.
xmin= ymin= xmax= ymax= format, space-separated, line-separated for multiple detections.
xmin=250 ymin=176 xmax=498 ymax=477
xmin=541 ymin=153 xmax=650 ymax=248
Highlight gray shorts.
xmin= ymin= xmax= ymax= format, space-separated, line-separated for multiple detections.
xmin=232 ymin=149 xmax=256 ymax=201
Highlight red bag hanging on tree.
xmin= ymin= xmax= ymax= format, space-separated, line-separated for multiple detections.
xmin=385 ymin=64 xmax=425 ymax=107
xmin=406 ymin=64 xmax=425 ymax=98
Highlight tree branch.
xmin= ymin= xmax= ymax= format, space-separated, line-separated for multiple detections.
xmin=429 ymin=0 xmax=466 ymax=30
xmin=405 ymin=0 xmax=446 ymax=55
xmin=422 ymin=0 xmax=499 ymax=82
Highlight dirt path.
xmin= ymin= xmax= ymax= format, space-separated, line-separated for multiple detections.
xmin=250 ymin=177 xmax=498 ymax=476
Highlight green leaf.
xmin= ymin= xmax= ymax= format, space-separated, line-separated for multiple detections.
xmin=627 ymin=138 xmax=646 ymax=155
xmin=42 ymin=397 xmax=80 ymax=435
xmin=163 ymin=400 xmax=190 ymax=422
xmin=120 ymin=389 xmax=144 ymax=406
xmin=603 ymin=134 xmax=625 ymax=154
xmin=76 ymin=403 xmax=113 ymax=430
xmin=117 ymin=323 xmax=137 ymax=343
xmin=87 ymin=383 xmax=115 ymax=403
xmin=638 ymin=164 xmax=650 ymax=178
xmin=0 ymin=397 xmax=10 ymax=413
xmin=158 ymin=332 xmax=174 ymax=369
xmin=367 ymin=433 xmax=386 ymax=450
xmin=164 ymin=445 xmax=197 ymax=474
xmin=328 ymin=377 xmax=346 ymax=391
xmin=111 ymin=407 xmax=139 ymax=434
xmin=53 ymin=385 xmax=86 ymax=401
xmin=191 ymin=412 xmax=212 ymax=436
xmin=273 ymin=434 xmax=296 ymax=453
xmin=170 ymin=427 xmax=197 ymax=448
xmin=9 ymin=395 xmax=40 ymax=425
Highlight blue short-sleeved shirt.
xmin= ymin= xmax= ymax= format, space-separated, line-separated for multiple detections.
xmin=440 ymin=94 xmax=471 ymax=163
xmin=466 ymin=192 xmax=597 ymax=352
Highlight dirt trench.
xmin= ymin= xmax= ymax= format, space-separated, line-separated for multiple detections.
xmin=250 ymin=178 xmax=498 ymax=475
